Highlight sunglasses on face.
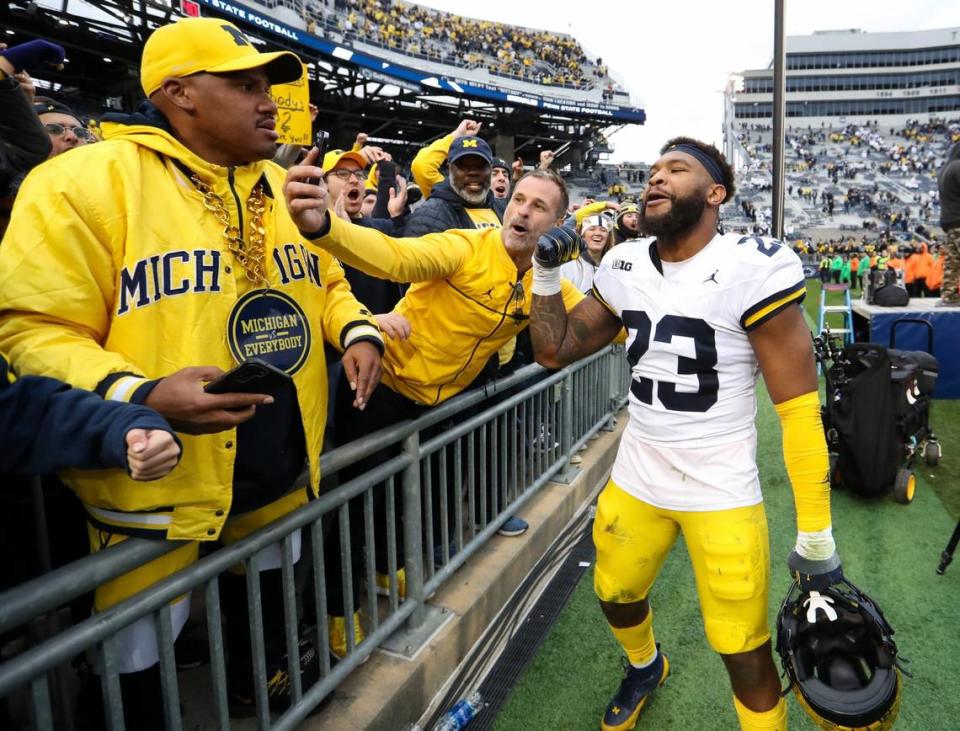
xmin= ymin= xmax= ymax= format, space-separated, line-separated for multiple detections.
xmin=44 ymin=123 xmax=95 ymax=141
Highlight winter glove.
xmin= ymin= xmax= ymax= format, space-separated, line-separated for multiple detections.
xmin=534 ymin=225 xmax=580 ymax=268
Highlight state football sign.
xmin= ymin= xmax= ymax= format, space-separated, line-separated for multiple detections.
xmin=270 ymin=64 xmax=311 ymax=146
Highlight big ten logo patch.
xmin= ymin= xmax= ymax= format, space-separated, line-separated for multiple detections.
xmin=227 ymin=289 xmax=311 ymax=374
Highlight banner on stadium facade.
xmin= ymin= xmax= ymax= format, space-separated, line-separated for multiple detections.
xmin=190 ymin=0 xmax=646 ymax=125
xmin=270 ymin=63 xmax=311 ymax=146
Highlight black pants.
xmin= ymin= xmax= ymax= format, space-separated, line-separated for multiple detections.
xmin=323 ymin=365 xmax=501 ymax=615
xmin=323 ymin=378 xmax=424 ymax=615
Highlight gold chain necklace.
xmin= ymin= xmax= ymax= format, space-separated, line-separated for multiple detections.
xmin=192 ymin=174 xmax=269 ymax=288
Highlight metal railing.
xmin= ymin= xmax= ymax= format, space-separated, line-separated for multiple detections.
xmin=0 ymin=345 xmax=630 ymax=730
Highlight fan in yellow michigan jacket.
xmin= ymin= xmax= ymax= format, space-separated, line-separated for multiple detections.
xmin=284 ymin=162 xmax=605 ymax=657
xmin=0 ymin=17 xmax=382 ymax=723
xmin=290 ymin=166 xmax=587 ymax=405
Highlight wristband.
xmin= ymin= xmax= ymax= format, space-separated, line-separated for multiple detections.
xmin=795 ymin=527 xmax=836 ymax=562
xmin=531 ymin=260 xmax=562 ymax=296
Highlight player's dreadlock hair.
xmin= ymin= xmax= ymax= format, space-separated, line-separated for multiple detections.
xmin=660 ymin=136 xmax=736 ymax=203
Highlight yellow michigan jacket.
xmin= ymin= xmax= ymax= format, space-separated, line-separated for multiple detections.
xmin=0 ymin=115 xmax=381 ymax=541
xmin=314 ymin=215 xmax=584 ymax=406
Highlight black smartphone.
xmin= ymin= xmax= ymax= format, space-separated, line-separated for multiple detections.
xmin=203 ymin=359 xmax=292 ymax=395
xmin=377 ymin=159 xmax=396 ymax=184
xmin=307 ymin=129 xmax=330 ymax=186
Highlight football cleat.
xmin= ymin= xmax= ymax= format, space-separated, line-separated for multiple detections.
xmin=228 ymin=638 xmax=323 ymax=718
xmin=601 ymin=646 xmax=669 ymax=731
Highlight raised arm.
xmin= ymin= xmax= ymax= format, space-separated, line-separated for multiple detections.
xmin=283 ymin=148 xmax=468 ymax=283
xmin=529 ymin=226 xmax=621 ymax=368
xmin=531 ymin=292 xmax=622 ymax=369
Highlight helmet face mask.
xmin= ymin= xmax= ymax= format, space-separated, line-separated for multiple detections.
xmin=776 ymin=579 xmax=903 ymax=731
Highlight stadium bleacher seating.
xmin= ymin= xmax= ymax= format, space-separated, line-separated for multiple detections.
xmin=274 ymin=0 xmax=619 ymax=91
xmin=725 ymin=117 xmax=959 ymax=244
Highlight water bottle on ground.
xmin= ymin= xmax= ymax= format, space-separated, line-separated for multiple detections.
xmin=433 ymin=690 xmax=484 ymax=731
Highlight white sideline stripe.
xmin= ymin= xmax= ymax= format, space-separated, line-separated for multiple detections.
xmin=88 ymin=506 xmax=172 ymax=527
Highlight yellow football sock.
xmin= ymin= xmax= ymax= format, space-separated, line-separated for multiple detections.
xmin=733 ymin=695 xmax=787 ymax=731
xmin=609 ymin=610 xmax=657 ymax=667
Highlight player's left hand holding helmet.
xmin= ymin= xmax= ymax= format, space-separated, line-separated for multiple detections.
xmin=776 ymin=560 xmax=907 ymax=731
xmin=788 ymin=549 xmax=844 ymax=593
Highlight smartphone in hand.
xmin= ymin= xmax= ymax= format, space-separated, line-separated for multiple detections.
xmin=307 ymin=129 xmax=330 ymax=186
xmin=203 ymin=360 xmax=292 ymax=395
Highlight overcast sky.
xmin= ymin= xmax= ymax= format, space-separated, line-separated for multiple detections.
xmin=416 ymin=0 xmax=959 ymax=163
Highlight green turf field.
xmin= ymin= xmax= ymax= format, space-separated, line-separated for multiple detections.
xmin=495 ymin=279 xmax=960 ymax=730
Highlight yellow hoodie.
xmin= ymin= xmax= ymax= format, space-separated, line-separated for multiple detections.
xmin=0 ymin=115 xmax=381 ymax=540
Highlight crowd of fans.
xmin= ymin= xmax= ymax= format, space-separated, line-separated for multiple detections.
xmin=0 ymin=22 xmax=640 ymax=728
xmin=730 ymin=116 xmax=957 ymax=241
xmin=302 ymin=0 xmax=610 ymax=89
xmin=1 ymin=18 xmax=958 ymax=730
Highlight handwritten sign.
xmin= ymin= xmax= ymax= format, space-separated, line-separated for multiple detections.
xmin=270 ymin=64 xmax=311 ymax=146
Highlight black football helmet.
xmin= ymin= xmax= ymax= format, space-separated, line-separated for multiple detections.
xmin=776 ymin=577 xmax=905 ymax=730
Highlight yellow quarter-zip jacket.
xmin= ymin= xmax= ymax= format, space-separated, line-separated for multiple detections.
xmin=314 ymin=215 xmax=584 ymax=405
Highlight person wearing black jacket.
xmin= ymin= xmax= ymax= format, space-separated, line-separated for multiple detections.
xmin=403 ymin=136 xmax=507 ymax=237
xmin=322 ymin=148 xmax=409 ymax=314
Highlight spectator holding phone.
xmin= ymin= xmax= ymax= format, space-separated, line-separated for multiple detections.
xmin=0 ymin=17 xmax=382 ymax=726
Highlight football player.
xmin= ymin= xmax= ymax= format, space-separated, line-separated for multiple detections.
xmin=529 ymin=137 xmax=840 ymax=731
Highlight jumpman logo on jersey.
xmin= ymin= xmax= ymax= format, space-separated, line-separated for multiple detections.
xmin=703 ymin=269 xmax=720 ymax=285
xmin=483 ymin=286 xmax=495 ymax=299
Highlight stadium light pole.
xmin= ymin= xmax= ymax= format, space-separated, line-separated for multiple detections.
xmin=771 ymin=0 xmax=786 ymax=239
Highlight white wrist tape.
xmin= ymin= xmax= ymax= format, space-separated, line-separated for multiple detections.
xmin=531 ymin=260 xmax=562 ymax=296
xmin=795 ymin=527 xmax=836 ymax=562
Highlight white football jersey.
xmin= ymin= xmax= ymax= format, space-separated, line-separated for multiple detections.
xmin=592 ymin=232 xmax=806 ymax=510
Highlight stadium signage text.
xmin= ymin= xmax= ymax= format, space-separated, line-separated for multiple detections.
xmin=205 ymin=0 xmax=300 ymax=40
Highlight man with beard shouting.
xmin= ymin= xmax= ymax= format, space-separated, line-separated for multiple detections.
xmin=528 ymin=137 xmax=843 ymax=731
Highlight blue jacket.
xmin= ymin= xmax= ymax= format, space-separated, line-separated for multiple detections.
xmin=0 ymin=354 xmax=177 ymax=476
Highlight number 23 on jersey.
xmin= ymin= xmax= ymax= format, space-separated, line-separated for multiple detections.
xmin=622 ymin=310 xmax=719 ymax=414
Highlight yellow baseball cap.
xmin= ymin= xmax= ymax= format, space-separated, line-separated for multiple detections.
xmin=321 ymin=149 xmax=368 ymax=174
xmin=141 ymin=17 xmax=303 ymax=97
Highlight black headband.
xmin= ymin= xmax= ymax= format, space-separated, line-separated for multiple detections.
xmin=667 ymin=143 xmax=726 ymax=186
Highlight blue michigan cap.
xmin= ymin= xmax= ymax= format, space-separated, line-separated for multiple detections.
xmin=449 ymin=136 xmax=493 ymax=165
